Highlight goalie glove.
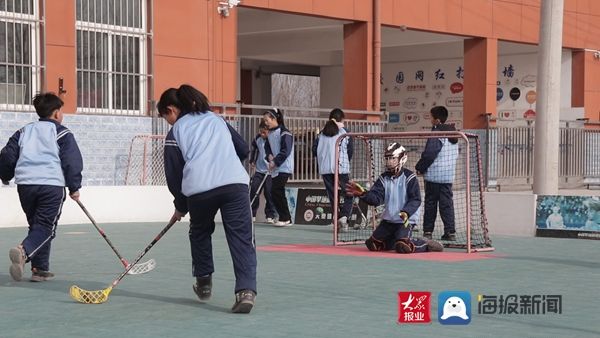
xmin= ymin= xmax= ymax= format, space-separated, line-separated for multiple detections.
xmin=399 ymin=211 xmax=409 ymax=228
xmin=345 ymin=181 xmax=366 ymax=197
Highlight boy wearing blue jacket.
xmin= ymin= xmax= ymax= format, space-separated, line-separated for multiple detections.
xmin=415 ymin=106 xmax=459 ymax=241
xmin=0 ymin=93 xmax=83 ymax=282
xmin=346 ymin=143 xmax=443 ymax=253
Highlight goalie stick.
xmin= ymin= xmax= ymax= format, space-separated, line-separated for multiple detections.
xmin=76 ymin=200 xmax=156 ymax=275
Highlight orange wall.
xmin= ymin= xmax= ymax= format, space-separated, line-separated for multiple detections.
xmin=572 ymin=50 xmax=600 ymax=121
xmin=45 ymin=0 xmax=76 ymax=113
xmin=37 ymin=0 xmax=600 ymax=118
xmin=153 ymin=0 xmax=237 ymax=105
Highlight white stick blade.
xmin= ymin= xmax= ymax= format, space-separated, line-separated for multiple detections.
xmin=126 ymin=258 xmax=156 ymax=275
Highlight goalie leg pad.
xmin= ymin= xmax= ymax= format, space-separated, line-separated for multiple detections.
xmin=395 ymin=239 xmax=415 ymax=254
xmin=365 ymin=236 xmax=386 ymax=251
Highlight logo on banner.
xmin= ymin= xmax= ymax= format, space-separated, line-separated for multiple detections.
xmin=509 ymin=87 xmax=521 ymax=102
xmin=403 ymin=112 xmax=420 ymax=125
xmin=450 ymin=82 xmax=464 ymax=94
xmin=403 ymin=97 xmax=418 ymax=109
xmin=303 ymin=209 xmax=314 ymax=222
xmin=446 ymin=97 xmax=463 ymax=107
xmin=398 ymin=291 xmax=431 ymax=324
xmin=497 ymin=87 xmax=504 ymax=101
xmin=525 ymin=90 xmax=537 ymax=104
xmin=523 ymin=109 xmax=536 ymax=119
xmin=520 ymin=74 xmax=536 ymax=87
xmin=499 ymin=110 xmax=516 ymax=120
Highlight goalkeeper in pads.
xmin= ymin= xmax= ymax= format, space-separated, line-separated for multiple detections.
xmin=345 ymin=142 xmax=443 ymax=254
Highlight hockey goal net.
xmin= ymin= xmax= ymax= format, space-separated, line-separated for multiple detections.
xmin=333 ymin=131 xmax=493 ymax=253
xmin=124 ymin=135 xmax=167 ymax=185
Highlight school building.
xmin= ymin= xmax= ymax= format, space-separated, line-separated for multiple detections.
xmin=1 ymin=1 xmax=600 ymax=234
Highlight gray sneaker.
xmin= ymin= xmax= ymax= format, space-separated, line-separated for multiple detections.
xmin=426 ymin=239 xmax=444 ymax=252
xmin=231 ymin=289 xmax=256 ymax=314
xmin=9 ymin=246 xmax=26 ymax=282
xmin=30 ymin=268 xmax=55 ymax=282
xmin=193 ymin=275 xmax=212 ymax=301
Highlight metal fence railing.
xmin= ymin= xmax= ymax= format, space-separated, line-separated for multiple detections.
xmin=144 ymin=104 xmax=386 ymax=184
xmin=485 ymin=125 xmax=600 ymax=189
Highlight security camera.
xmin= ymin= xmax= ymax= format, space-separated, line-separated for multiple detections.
xmin=218 ymin=0 xmax=241 ymax=17
xmin=594 ymin=52 xmax=600 ymax=59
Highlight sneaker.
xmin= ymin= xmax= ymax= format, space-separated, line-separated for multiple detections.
xmin=193 ymin=275 xmax=212 ymax=301
xmin=423 ymin=232 xmax=433 ymax=240
xmin=426 ymin=239 xmax=444 ymax=252
xmin=338 ymin=216 xmax=349 ymax=233
xmin=441 ymin=232 xmax=456 ymax=241
xmin=394 ymin=240 xmax=415 ymax=254
xmin=30 ymin=268 xmax=55 ymax=282
xmin=365 ymin=237 xmax=385 ymax=251
xmin=231 ymin=289 xmax=256 ymax=314
xmin=273 ymin=220 xmax=292 ymax=227
xmin=266 ymin=217 xmax=275 ymax=224
xmin=9 ymin=246 xmax=26 ymax=282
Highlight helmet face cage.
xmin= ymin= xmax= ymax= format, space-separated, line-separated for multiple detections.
xmin=384 ymin=142 xmax=407 ymax=175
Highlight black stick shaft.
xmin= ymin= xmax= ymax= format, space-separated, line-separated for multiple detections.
xmin=250 ymin=173 xmax=270 ymax=205
xmin=111 ymin=219 xmax=176 ymax=287
xmin=77 ymin=200 xmax=129 ymax=266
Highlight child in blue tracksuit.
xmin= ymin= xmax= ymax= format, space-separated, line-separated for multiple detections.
xmin=313 ymin=108 xmax=354 ymax=232
xmin=415 ymin=106 xmax=459 ymax=241
xmin=346 ymin=142 xmax=443 ymax=254
xmin=249 ymin=121 xmax=276 ymax=223
xmin=263 ymin=108 xmax=294 ymax=227
xmin=0 ymin=93 xmax=83 ymax=282
xmin=157 ymin=84 xmax=256 ymax=314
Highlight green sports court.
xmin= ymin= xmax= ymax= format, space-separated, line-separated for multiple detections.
xmin=1 ymin=220 xmax=598 ymax=338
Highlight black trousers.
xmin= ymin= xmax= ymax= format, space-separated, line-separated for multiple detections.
xmin=249 ymin=172 xmax=276 ymax=218
xmin=187 ymin=184 xmax=257 ymax=293
xmin=423 ymin=181 xmax=455 ymax=233
xmin=271 ymin=173 xmax=291 ymax=222
xmin=322 ymin=174 xmax=352 ymax=219
xmin=18 ymin=185 xmax=66 ymax=271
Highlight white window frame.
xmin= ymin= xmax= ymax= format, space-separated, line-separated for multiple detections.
xmin=0 ymin=0 xmax=42 ymax=111
xmin=75 ymin=0 xmax=149 ymax=115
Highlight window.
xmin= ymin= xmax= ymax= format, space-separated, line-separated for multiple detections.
xmin=0 ymin=0 xmax=42 ymax=110
xmin=76 ymin=0 xmax=150 ymax=115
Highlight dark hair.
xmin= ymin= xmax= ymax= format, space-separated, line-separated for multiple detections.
xmin=259 ymin=120 xmax=268 ymax=130
xmin=157 ymin=84 xmax=210 ymax=117
xmin=263 ymin=108 xmax=285 ymax=126
xmin=322 ymin=108 xmax=345 ymax=137
xmin=430 ymin=106 xmax=449 ymax=123
xmin=32 ymin=92 xmax=63 ymax=118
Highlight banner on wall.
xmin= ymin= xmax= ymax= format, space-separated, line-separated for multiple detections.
xmin=294 ymin=188 xmax=368 ymax=226
xmin=536 ymin=195 xmax=600 ymax=240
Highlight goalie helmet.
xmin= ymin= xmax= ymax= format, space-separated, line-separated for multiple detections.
xmin=384 ymin=142 xmax=407 ymax=175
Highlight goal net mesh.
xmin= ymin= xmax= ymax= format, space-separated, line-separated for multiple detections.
xmin=333 ymin=132 xmax=493 ymax=252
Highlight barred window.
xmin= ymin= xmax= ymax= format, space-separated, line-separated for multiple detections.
xmin=0 ymin=0 xmax=42 ymax=110
xmin=76 ymin=0 xmax=150 ymax=115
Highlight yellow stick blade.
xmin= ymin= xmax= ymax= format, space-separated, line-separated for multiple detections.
xmin=70 ymin=285 xmax=112 ymax=304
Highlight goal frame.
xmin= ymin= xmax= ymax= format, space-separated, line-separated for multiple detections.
xmin=333 ymin=131 xmax=494 ymax=253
